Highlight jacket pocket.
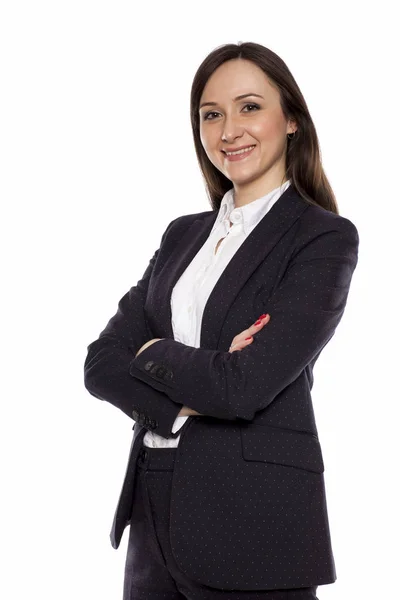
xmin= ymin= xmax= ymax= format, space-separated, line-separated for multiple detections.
xmin=240 ymin=424 xmax=324 ymax=474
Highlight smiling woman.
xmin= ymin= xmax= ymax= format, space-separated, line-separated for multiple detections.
xmin=84 ymin=40 xmax=358 ymax=600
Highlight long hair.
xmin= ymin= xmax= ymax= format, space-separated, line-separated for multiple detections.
xmin=190 ymin=42 xmax=339 ymax=215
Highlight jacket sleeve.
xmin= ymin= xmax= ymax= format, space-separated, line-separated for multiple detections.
xmin=83 ymin=217 xmax=184 ymax=438
xmin=128 ymin=220 xmax=359 ymax=422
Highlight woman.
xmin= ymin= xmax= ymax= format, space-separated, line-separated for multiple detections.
xmin=84 ymin=41 xmax=359 ymax=600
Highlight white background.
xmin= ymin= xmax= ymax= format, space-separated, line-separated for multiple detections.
xmin=1 ymin=1 xmax=398 ymax=599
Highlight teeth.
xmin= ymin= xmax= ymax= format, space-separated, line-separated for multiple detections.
xmin=226 ymin=145 xmax=255 ymax=156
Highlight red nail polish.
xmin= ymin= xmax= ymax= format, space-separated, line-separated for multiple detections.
xmin=245 ymin=337 xmax=252 ymax=340
xmin=259 ymin=313 xmax=267 ymax=319
xmin=254 ymin=320 xmax=261 ymax=325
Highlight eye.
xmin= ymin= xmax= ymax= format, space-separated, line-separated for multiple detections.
xmin=202 ymin=103 xmax=260 ymax=121
xmin=242 ymin=103 xmax=260 ymax=113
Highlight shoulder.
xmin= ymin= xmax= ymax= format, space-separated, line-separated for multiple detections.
xmin=161 ymin=209 xmax=215 ymax=240
xmin=169 ymin=208 xmax=215 ymax=227
xmin=299 ymin=201 xmax=359 ymax=246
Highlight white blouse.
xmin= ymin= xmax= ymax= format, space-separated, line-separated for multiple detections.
xmin=143 ymin=179 xmax=292 ymax=448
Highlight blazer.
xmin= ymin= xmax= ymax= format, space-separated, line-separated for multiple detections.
xmin=83 ymin=184 xmax=359 ymax=591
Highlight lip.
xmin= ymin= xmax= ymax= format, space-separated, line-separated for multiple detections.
xmin=222 ymin=144 xmax=255 ymax=153
xmin=222 ymin=144 xmax=256 ymax=162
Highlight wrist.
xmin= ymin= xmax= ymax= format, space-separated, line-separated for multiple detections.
xmin=135 ymin=338 xmax=164 ymax=358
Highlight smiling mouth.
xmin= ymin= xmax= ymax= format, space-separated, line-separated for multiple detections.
xmin=223 ymin=145 xmax=256 ymax=161
xmin=223 ymin=145 xmax=255 ymax=155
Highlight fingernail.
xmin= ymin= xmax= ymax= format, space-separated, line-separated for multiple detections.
xmin=258 ymin=314 xmax=267 ymax=319
xmin=245 ymin=336 xmax=252 ymax=340
xmin=254 ymin=320 xmax=262 ymax=325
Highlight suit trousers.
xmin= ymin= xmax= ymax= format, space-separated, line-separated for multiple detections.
xmin=123 ymin=444 xmax=320 ymax=600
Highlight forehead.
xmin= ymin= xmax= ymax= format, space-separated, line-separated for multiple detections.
xmin=200 ymin=59 xmax=276 ymax=101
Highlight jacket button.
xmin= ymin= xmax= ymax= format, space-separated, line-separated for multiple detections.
xmin=139 ymin=448 xmax=148 ymax=460
xmin=144 ymin=361 xmax=154 ymax=371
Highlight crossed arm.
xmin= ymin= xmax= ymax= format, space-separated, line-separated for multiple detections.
xmin=135 ymin=337 xmax=203 ymax=417
xmin=85 ymin=219 xmax=359 ymax=435
xmin=127 ymin=223 xmax=359 ymax=422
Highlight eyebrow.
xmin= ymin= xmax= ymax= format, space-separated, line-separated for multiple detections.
xmin=199 ymin=93 xmax=264 ymax=110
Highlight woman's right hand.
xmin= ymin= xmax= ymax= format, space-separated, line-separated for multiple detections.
xmin=229 ymin=314 xmax=270 ymax=353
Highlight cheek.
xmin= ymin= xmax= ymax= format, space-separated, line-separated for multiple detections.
xmin=200 ymin=136 xmax=220 ymax=168
xmin=252 ymin=119 xmax=281 ymax=141
xmin=200 ymin=128 xmax=215 ymax=154
xmin=200 ymin=129 xmax=222 ymax=165
xmin=251 ymin=108 xmax=286 ymax=142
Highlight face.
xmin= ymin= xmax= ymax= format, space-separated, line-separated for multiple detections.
xmin=199 ymin=59 xmax=297 ymax=206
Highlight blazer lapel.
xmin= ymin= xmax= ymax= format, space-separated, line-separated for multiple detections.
xmin=154 ymin=184 xmax=310 ymax=350
xmin=154 ymin=216 xmax=216 ymax=338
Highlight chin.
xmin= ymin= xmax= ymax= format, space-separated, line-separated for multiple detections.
xmin=229 ymin=171 xmax=262 ymax=186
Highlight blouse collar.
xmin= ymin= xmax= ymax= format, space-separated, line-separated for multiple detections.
xmin=212 ymin=180 xmax=291 ymax=236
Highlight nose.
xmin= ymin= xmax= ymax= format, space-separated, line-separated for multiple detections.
xmin=221 ymin=115 xmax=244 ymax=144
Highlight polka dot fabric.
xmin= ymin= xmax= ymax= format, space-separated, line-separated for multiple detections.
xmin=86 ymin=184 xmax=359 ymax=592
xmin=123 ymin=445 xmax=320 ymax=599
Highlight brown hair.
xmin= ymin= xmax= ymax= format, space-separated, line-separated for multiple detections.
xmin=190 ymin=41 xmax=339 ymax=215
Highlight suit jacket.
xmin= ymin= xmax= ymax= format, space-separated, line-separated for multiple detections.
xmin=84 ymin=184 xmax=359 ymax=591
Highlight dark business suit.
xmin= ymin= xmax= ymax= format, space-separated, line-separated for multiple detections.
xmin=84 ymin=184 xmax=359 ymax=592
